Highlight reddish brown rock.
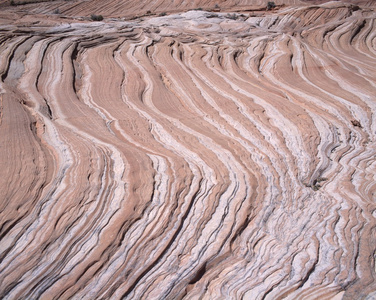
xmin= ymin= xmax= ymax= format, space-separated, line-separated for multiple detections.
xmin=0 ymin=1 xmax=375 ymax=299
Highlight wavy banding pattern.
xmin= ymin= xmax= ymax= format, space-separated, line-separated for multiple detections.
xmin=0 ymin=2 xmax=376 ymax=300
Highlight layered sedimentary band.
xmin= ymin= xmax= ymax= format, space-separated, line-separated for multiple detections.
xmin=0 ymin=2 xmax=376 ymax=299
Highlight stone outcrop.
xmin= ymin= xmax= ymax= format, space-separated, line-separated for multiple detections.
xmin=0 ymin=1 xmax=376 ymax=299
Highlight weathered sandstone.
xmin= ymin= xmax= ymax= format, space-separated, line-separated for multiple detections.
xmin=0 ymin=1 xmax=375 ymax=299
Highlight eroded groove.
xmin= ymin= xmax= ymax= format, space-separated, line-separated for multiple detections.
xmin=0 ymin=1 xmax=375 ymax=300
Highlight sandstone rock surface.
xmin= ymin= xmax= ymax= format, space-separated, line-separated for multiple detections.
xmin=0 ymin=1 xmax=376 ymax=299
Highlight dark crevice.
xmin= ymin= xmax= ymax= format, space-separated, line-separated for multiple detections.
xmin=43 ymin=99 xmax=53 ymax=119
xmin=120 ymin=180 xmax=203 ymax=299
xmin=35 ymin=38 xmax=60 ymax=119
xmin=71 ymin=43 xmax=79 ymax=94
xmin=1 ymin=48 xmax=15 ymax=82
xmin=229 ymin=213 xmax=253 ymax=246
xmin=0 ymin=217 xmax=21 ymax=241
xmin=1 ymin=36 xmax=33 ymax=82
xmin=0 ymin=280 xmax=23 ymax=299
xmin=297 ymin=246 xmax=320 ymax=289
xmin=257 ymin=52 xmax=265 ymax=74
xmin=188 ymin=262 xmax=207 ymax=285
xmin=350 ymin=20 xmax=366 ymax=44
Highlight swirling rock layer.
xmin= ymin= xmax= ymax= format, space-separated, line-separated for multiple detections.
xmin=0 ymin=1 xmax=376 ymax=299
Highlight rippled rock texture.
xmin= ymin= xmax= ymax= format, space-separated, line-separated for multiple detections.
xmin=1 ymin=1 xmax=376 ymax=299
